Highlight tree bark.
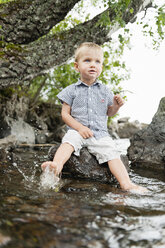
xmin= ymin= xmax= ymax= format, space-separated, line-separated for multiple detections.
xmin=0 ymin=0 xmax=152 ymax=89
xmin=0 ymin=0 xmax=79 ymax=44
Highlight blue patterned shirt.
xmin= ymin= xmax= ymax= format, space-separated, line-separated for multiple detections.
xmin=57 ymin=79 xmax=114 ymax=139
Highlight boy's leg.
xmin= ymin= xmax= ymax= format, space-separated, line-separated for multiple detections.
xmin=108 ymin=159 xmax=147 ymax=191
xmin=41 ymin=143 xmax=74 ymax=176
xmin=41 ymin=130 xmax=84 ymax=177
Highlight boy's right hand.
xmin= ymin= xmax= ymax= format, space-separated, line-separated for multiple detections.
xmin=78 ymin=125 xmax=93 ymax=139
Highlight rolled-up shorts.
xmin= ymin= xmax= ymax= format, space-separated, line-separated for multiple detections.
xmin=62 ymin=130 xmax=120 ymax=164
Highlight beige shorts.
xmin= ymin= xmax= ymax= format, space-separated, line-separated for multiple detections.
xmin=62 ymin=130 xmax=120 ymax=164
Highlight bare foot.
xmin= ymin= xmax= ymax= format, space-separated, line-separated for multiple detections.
xmin=40 ymin=164 xmax=61 ymax=190
xmin=41 ymin=161 xmax=62 ymax=176
xmin=121 ymin=183 xmax=148 ymax=194
xmin=41 ymin=161 xmax=56 ymax=170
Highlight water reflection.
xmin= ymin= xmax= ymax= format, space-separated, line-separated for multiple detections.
xmin=0 ymin=146 xmax=165 ymax=248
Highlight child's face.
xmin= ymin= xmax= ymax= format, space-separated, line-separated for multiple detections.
xmin=74 ymin=47 xmax=103 ymax=85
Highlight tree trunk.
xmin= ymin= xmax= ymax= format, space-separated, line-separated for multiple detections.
xmin=0 ymin=0 xmax=152 ymax=89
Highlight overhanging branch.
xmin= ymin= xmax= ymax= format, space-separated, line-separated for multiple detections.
xmin=0 ymin=0 xmax=79 ymax=44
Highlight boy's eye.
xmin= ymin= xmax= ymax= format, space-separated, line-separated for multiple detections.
xmin=84 ymin=59 xmax=90 ymax=62
xmin=96 ymin=60 xmax=101 ymax=63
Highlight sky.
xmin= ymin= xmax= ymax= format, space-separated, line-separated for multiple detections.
xmin=89 ymin=0 xmax=164 ymax=124
xmin=117 ymin=30 xmax=165 ymax=124
xmin=73 ymin=1 xmax=164 ymax=124
xmin=112 ymin=1 xmax=165 ymax=124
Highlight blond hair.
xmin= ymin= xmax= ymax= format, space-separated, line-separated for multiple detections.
xmin=75 ymin=42 xmax=103 ymax=62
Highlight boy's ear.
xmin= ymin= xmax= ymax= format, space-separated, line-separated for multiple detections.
xmin=74 ymin=62 xmax=79 ymax=72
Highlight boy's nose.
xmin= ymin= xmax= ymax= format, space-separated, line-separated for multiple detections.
xmin=90 ymin=62 xmax=96 ymax=67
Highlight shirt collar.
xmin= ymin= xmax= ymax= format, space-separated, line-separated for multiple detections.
xmin=75 ymin=79 xmax=102 ymax=87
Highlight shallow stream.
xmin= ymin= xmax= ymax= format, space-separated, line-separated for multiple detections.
xmin=0 ymin=140 xmax=165 ymax=248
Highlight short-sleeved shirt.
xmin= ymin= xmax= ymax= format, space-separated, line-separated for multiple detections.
xmin=57 ymin=79 xmax=114 ymax=139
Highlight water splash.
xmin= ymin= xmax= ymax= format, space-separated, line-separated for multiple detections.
xmin=13 ymin=162 xmax=29 ymax=181
xmin=12 ymin=162 xmax=40 ymax=191
xmin=40 ymin=165 xmax=61 ymax=191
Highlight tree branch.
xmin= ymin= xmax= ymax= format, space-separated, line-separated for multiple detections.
xmin=0 ymin=0 xmax=152 ymax=89
xmin=0 ymin=0 xmax=79 ymax=44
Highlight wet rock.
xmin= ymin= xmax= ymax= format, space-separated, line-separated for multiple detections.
xmin=128 ymin=97 xmax=165 ymax=170
xmin=48 ymin=144 xmax=129 ymax=184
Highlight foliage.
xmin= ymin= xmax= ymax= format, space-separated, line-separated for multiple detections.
xmin=0 ymin=0 xmax=14 ymax=3
xmin=28 ymin=64 xmax=79 ymax=105
xmin=1 ymin=0 xmax=164 ymax=109
xmin=137 ymin=2 xmax=165 ymax=49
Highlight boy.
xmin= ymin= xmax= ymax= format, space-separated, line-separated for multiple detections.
xmin=41 ymin=42 xmax=146 ymax=192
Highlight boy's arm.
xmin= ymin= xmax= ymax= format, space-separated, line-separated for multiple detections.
xmin=107 ymin=94 xmax=124 ymax=117
xmin=61 ymin=102 xmax=93 ymax=139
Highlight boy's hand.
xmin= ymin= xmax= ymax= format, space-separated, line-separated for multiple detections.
xmin=107 ymin=94 xmax=124 ymax=116
xmin=113 ymin=94 xmax=124 ymax=107
xmin=78 ymin=125 xmax=93 ymax=139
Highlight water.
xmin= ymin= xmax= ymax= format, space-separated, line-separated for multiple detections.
xmin=0 ymin=141 xmax=165 ymax=248
xmin=40 ymin=165 xmax=61 ymax=190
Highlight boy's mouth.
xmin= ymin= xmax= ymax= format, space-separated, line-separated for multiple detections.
xmin=89 ymin=69 xmax=96 ymax=73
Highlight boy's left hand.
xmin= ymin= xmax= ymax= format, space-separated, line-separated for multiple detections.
xmin=113 ymin=94 xmax=124 ymax=107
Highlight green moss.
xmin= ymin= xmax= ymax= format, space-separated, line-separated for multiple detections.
xmin=0 ymin=41 xmax=27 ymax=59
xmin=0 ymin=41 xmax=23 ymax=51
xmin=0 ymin=88 xmax=15 ymax=99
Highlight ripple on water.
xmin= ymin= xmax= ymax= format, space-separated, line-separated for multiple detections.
xmin=1 ymin=145 xmax=165 ymax=248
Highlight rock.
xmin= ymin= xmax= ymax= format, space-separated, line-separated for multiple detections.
xmin=117 ymin=121 xmax=147 ymax=139
xmin=49 ymin=124 xmax=67 ymax=143
xmin=7 ymin=117 xmax=35 ymax=144
xmin=108 ymin=121 xmax=120 ymax=139
xmin=48 ymin=144 xmax=129 ymax=184
xmin=26 ymin=110 xmax=48 ymax=131
xmin=127 ymin=97 xmax=165 ymax=170
xmin=0 ymin=94 xmax=63 ymax=145
xmin=0 ymin=135 xmax=16 ymax=162
xmin=31 ymin=102 xmax=62 ymax=132
xmin=117 ymin=117 xmax=130 ymax=123
xmin=0 ymin=135 xmax=16 ymax=148
xmin=0 ymin=148 xmax=8 ymax=162
xmin=108 ymin=117 xmax=148 ymax=139
xmin=0 ymin=115 xmax=35 ymax=144
xmin=35 ymin=130 xmax=48 ymax=144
